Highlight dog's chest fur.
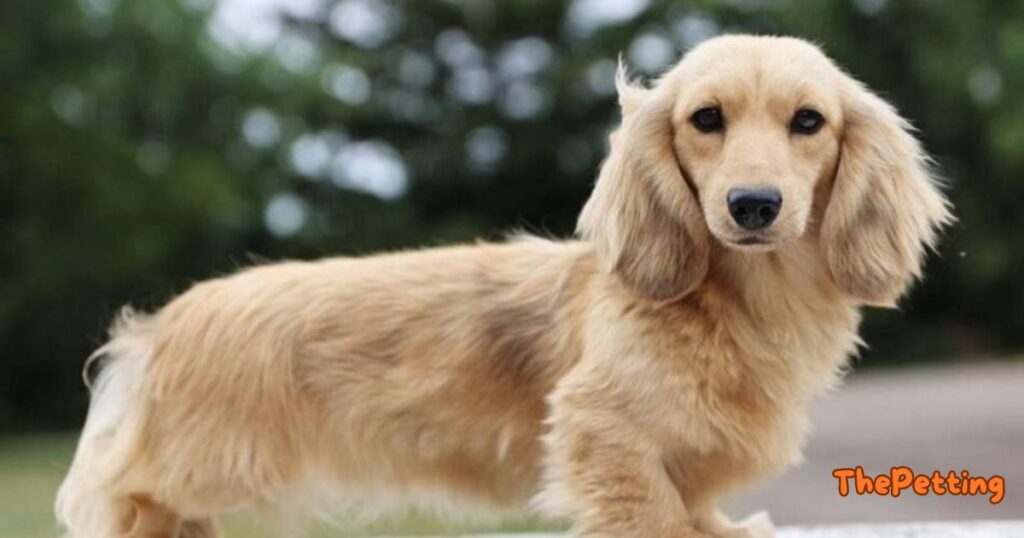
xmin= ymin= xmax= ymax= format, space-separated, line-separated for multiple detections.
xmin=614 ymin=247 xmax=862 ymax=478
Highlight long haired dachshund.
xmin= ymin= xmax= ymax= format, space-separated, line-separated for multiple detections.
xmin=57 ymin=35 xmax=951 ymax=537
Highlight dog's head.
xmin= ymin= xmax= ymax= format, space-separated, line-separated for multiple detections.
xmin=578 ymin=35 xmax=952 ymax=306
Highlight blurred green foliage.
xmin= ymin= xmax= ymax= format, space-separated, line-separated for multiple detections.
xmin=1 ymin=0 xmax=1021 ymax=431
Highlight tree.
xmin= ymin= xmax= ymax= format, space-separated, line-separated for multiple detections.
xmin=1 ymin=0 xmax=1020 ymax=430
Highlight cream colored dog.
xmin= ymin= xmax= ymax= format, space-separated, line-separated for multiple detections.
xmin=57 ymin=35 xmax=951 ymax=537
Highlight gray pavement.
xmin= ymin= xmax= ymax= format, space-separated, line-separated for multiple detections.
xmin=728 ymin=360 xmax=1024 ymax=525
xmin=400 ymin=523 xmax=1024 ymax=537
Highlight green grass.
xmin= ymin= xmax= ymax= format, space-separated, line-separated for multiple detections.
xmin=0 ymin=435 xmax=558 ymax=537
xmin=0 ymin=435 xmax=74 ymax=538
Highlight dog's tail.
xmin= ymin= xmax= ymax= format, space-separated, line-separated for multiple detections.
xmin=55 ymin=308 xmax=218 ymax=537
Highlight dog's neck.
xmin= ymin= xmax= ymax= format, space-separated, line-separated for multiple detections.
xmin=706 ymin=236 xmax=851 ymax=320
xmin=686 ymin=237 xmax=863 ymax=401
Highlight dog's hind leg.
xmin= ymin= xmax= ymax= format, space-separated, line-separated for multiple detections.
xmin=58 ymin=308 xmax=313 ymax=537
xmin=179 ymin=518 xmax=220 ymax=538
xmin=122 ymin=496 xmax=220 ymax=538
xmin=56 ymin=312 xmax=224 ymax=538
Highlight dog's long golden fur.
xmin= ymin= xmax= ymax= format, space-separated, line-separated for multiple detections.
xmin=57 ymin=35 xmax=951 ymax=537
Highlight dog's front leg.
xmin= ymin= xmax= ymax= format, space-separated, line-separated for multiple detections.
xmin=537 ymin=389 xmax=709 ymax=537
xmin=693 ymin=507 xmax=774 ymax=538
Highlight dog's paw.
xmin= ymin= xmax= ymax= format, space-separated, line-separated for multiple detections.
xmin=719 ymin=511 xmax=774 ymax=538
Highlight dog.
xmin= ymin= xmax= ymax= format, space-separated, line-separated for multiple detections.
xmin=56 ymin=34 xmax=952 ymax=537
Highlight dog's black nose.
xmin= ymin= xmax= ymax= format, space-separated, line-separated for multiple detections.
xmin=727 ymin=188 xmax=782 ymax=230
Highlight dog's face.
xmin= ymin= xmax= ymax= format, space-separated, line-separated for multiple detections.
xmin=578 ymin=35 xmax=952 ymax=305
xmin=670 ymin=38 xmax=844 ymax=251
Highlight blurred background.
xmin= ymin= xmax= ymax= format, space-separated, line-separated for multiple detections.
xmin=1 ymin=0 xmax=1022 ymax=536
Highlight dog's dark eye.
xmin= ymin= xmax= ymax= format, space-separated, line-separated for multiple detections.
xmin=691 ymin=106 xmax=724 ymax=133
xmin=791 ymin=108 xmax=824 ymax=135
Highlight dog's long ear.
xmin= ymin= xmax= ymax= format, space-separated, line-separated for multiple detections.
xmin=577 ymin=66 xmax=710 ymax=302
xmin=822 ymin=81 xmax=953 ymax=307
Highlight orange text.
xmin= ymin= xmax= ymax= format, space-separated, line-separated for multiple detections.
xmin=832 ymin=466 xmax=1004 ymax=505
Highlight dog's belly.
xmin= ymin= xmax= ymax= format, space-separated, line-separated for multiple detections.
xmin=316 ymin=396 xmax=547 ymax=510
xmin=301 ymin=338 xmax=552 ymax=509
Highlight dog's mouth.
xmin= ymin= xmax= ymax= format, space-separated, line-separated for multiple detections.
xmin=706 ymin=212 xmax=805 ymax=253
xmin=720 ymin=234 xmax=780 ymax=252
xmin=711 ymin=214 xmax=809 ymax=252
